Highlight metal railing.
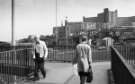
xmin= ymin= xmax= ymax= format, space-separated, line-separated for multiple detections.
xmin=114 ymin=45 xmax=135 ymax=64
xmin=111 ymin=46 xmax=135 ymax=84
xmin=0 ymin=48 xmax=34 ymax=84
xmin=0 ymin=46 xmax=111 ymax=84
xmin=47 ymin=47 xmax=111 ymax=62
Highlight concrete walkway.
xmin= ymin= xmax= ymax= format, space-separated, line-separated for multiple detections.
xmin=22 ymin=62 xmax=110 ymax=84
xmin=67 ymin=62 xmax=110 ymax=84
xmin=22 ymin=62 xmax=73 ymax=84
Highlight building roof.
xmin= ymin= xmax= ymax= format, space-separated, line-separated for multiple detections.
xmin=83 ymin=17 xmax=97 ymax=22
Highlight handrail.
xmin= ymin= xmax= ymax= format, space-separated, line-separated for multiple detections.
xmin=0 ymin=48 xmax=33 ymax=53
xmin=111 ymin=46 xmax=135 ymax=84
xmin=0 ymin=48 xmax=35 ymax=72
xmin=0 ymin=48 xmax=35 ymax=84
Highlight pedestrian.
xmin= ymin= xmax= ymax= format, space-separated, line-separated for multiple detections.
xmin=73 ymin=35 xmax=92 ymax=84
xmin=32 ymin=36 xmax=48 ymax=80
xmin=88 ymin=38 xmax=92 ymax=46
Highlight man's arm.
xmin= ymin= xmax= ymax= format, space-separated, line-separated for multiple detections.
xmin=43 ymin=42 xmax=48 ymax=60
xmin=72 ymin=46 xmax=78 ymax=65
xmin=88 ymin=46 xmax=92 ymax=64
xmin=32 ymin=43 xmax=36 ymax=59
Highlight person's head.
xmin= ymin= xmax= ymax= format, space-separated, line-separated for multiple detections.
xmin=34 ymin=36 xmax=40 ymax=43
xmin=79 ymin=35 xmax=88 ymax=43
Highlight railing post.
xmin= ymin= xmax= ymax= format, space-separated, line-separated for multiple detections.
xmin=13 ymin=48 xmax=17 ymax=84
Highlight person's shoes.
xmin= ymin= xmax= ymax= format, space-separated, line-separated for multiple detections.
xmin=43 ymin=74 xmax=46 ymax=79
xmin=32 ymin=77 xmax=40 ymax=81
xmin=43 ymin=75 xmax=46 ymax=79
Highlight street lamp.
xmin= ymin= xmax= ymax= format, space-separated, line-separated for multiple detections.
xmin=11 ymin=0 xmax=16 ymax=84
xmin=11 ymin=0 xmax=15 ymax=46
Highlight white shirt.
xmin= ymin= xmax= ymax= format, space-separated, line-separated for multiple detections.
xmin=33 ymin=40 xmax=48 ymax=59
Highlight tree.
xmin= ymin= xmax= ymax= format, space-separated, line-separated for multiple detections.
xmin=39 ymin=35 xmax=55 ymax=47
xmin=18 ymin=35 xmax=34 ymax=43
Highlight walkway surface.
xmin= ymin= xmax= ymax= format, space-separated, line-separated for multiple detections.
xmin=67 ymin=62 xmax=110 ymax=84
xmin=22 ymin=62 xmax=110 ymax=84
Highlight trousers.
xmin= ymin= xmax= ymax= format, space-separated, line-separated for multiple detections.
xmin=78 ymin=72 xmax=87 ymax=84
xmin=34 ymin=59 xmax=46 ymax=78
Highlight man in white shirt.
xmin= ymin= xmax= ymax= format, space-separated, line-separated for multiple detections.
xmin=33 ymin=36 xmax=48 ymax=80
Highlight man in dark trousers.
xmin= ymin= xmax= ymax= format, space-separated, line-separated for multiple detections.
xmin=33 ymin=36 xmax=48 ymax=80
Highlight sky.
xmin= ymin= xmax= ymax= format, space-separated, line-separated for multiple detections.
xmin=0 ymin=0 xmax=135 ymax=42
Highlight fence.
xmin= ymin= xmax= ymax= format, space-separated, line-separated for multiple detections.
xmin=111 ymin=46 xmax=135 ymax=84
xmin=0 ymin=46 xmax=111 ymax=84
xmin=114 ymin=45 xmax=135 ymax=64
xmin=0 ymin=48 xmax=34 ymax=84
xmin=0 ymin=44 xmax=33 ymax=52
xmin=47 ymin=47 xmax=111 ymax=62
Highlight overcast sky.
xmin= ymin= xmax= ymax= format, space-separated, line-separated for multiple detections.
xmin=0 ymin=0 xmax=135 ymax=42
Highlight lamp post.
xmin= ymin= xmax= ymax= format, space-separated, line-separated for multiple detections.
xmin=55 ymin=0 xmax=58 ymax=46
xmin=11 ymin=0 xmax=17 ymax=84
xmin=11 ymin=0 xmax=15 ymax=46
xmin=56 ymin=0 xmax=57 ymax=26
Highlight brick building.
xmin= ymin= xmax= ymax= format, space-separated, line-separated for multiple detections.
xmin=53 ymin=8 xmax=135 ymax=46
xmin=65 ymin=21 xmax=82 ymax=37
xmin=117 ymin=16 xmax=135 ymax=26
xmin=83 ymin=8 xmax=118 ymax=30
xmin=83 ymin=8 xmax=135 ymax=28
xmin=53 ymin=26 xmax=66 ymax=46
xmin=81 ymin=22 xmax=97 ymax=37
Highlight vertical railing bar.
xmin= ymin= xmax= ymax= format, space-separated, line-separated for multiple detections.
xmin=7 ymin=52 xmax=9 ymax=84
